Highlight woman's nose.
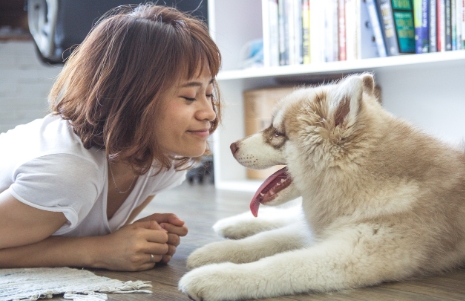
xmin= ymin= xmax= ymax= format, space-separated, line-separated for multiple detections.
xmin=198 ymin=98 xmax=216 ymax=121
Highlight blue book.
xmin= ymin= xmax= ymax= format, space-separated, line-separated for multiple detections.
xmin=414 ymin=0 xmax=430 ymax=53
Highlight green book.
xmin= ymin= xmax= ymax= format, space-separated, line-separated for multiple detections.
xmin=391 ymin=0 xmax=416 ymax=53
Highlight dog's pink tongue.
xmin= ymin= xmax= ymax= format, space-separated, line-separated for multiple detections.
xmin=250 ymin=167 xmax=289 ymax=217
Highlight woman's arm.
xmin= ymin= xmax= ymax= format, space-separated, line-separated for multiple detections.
xmin=0 ymin=190 xmax=170 ymax=271
xmin=0 ymin=221 xmax=170 ymax=271
xmin=0 ymin=189 xmax=67 ymax=249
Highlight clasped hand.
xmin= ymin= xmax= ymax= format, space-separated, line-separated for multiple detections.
xmin=100 ymin=213 xmax=188 ymax=271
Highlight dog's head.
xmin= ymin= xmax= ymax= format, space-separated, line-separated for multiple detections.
xmin=231 ymin=73 xmax=382 ymax=216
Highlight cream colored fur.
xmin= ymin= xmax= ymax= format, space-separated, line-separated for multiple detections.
xmin=178 ymin=74 xmax=465 ymax=301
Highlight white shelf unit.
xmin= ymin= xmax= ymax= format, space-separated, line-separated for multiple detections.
xmin=208 ymin=0 xmax=465 ymax=191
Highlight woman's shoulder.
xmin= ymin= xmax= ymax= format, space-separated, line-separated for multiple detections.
xmin=1 ymin=114 xmax=106 ymax=169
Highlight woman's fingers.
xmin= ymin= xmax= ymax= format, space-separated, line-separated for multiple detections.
xmin=113 ymin=221 xmax=184 ymax=268
xmin=147 ymin=253 xmax=163 ymax=263
xmin=160 ymin=222 xmax=188 ymax=236
xmin=166 ymin=243 xmax=176 ymax=256
xmin=161 ymin=254 xmax=172 ymax=264
xmin=166 ymin=232 xmax=180 ymax=247
xmin=140 ymin=213 xmax=185 ymax=227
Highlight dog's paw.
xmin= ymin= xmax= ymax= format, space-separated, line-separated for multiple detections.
xmin=179 ymin=264 xmax=228 ymax=301
xmin=213 ymin=209 xmax=291 ymax=239
xmin=186 ymin=240 xmax=240 ymax=269
xmin=213 ymin=212 xmax=261 ymax=239
xmin=179 ymin=263 xmax=257 ymax=301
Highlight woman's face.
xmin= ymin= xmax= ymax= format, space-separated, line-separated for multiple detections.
xmin=156 ymin=67 xmax=216 ymax=157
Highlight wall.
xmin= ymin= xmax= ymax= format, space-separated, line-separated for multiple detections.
xmin=376 ymin=59 xmax=465 ymax=145
xmin=0 ymin=41 xmax=62 ymax=133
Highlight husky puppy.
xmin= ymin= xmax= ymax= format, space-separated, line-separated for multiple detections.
xmin=178 ymin=73 xmax=465 ymax=301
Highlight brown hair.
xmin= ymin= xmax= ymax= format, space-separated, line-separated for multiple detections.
xmin=49 ymin=3 xmax=221 ymax=174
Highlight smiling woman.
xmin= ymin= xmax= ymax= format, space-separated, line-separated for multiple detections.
xmin=0 ymin=3 xmax=222 ymax=275
xmin=157 ymin=69 xmax=217 ymax=158
xmin=49 ymin=4 xmax=222 ymax=174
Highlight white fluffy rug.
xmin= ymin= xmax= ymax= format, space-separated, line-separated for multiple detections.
xmin=0 ymin=267 xmax=152 ymax=301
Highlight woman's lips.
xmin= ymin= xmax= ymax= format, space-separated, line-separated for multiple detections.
xmin=188 ymin=129 xmax=210 ymax=138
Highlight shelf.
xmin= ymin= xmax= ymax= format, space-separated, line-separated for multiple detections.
xmin=209 ymin=0 xmax=465 ymax=192
xmin=217 ymin=50 xmax=465 ymax=81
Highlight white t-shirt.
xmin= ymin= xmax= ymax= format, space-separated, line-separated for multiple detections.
xmin=0 ymin=114 xmax=186 ymax=237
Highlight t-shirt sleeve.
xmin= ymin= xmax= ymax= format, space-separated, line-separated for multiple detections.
xmin=8 ymin=154 xmax=101 ymax=231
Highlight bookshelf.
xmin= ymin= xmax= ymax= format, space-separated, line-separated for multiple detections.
xmin=208 ymin=0 xmax=465 ymax=191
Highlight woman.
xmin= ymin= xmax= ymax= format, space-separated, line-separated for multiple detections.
xmin=0 ymin=3 xmax=221 ymax=271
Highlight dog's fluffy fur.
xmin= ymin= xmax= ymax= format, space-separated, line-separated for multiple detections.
xmin=178 ymin=74 xmax=465 ymax=301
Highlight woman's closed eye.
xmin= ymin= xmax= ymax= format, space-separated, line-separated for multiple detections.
xmin=181 ymin=94 xmax=213 ymax=102
xmin=182 ymin=96 xmax=196 ymax=101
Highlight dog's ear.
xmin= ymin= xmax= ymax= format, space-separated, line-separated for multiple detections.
xmin=361 ymin=73 xmax=375 ymax=95
xmin=332 ymin=73 xmax=373 ymax=127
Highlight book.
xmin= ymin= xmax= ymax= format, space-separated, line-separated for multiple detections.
xmin=292 ymin=0 xmax=303 ymax=64
xmin=462 ymin=0 xmax=465 ymax=48
xmin=345 ymin=0 xmax=379 ymax=60
xmin=452 ymin=0 xmax=457 ymax=49
xmin=285 ymin=0 xmax=299 ymax=65
xmin=391 ymin=0 xmax=416 ymax=53
xmin=455 ymin=0 xmax=463 ymax=49
xmin=302 ymin=0 xmax=311 ymax=64
xmin=366 ymin=0 xmax=388 ymax=56
xmin=414 ymin=0 xmax=430 ymax=53
xmin=345 ymin=0 xmax=358 ymax=60
xmin=278 ymin=0 xmax=303 ymax=65
xmin=346 ymin=0 xmax=379 ymax=60
xmin=445 ymin=0 xmax=453 ymax=50
xmin=429 ymin=0 xmax=438 ymax=51
xmin=437 ymin=0 xmax=446 ymax=51
xmin=339 ymin=0 xmax=347 ymax=60
xmin=360 ymin=0 xmax=384 ymax=58
xmin=324 ymin=0 xmax=339 ymax=62
xmin=263 ymin=0 xmax=280 ymax=67
xmin=278 ymin=0 xmax=289 ymax=65
xmin=375 ymin=0 xmax=400 ymax=55
xmin=310 ymin=0 xmax=325 ymax=63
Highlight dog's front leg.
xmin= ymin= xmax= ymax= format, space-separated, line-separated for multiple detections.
xmin=213 ymin=203 xmax=303 ymax=239
xmin=186 ymin=221 xmax=312 ymax=269
xmin=180 ymin=223 xmax=422 ymax=301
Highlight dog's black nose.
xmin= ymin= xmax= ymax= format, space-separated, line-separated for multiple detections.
xmin=230 ymin=142 xmax=238 ymax=155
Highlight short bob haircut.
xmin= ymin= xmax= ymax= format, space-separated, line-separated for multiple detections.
xmin=49 ymin=3 xmax=221 ymax=175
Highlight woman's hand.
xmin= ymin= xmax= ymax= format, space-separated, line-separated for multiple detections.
xmin=0 ymin=219 xmax=170 ymax=271
xmin=95 ymin=220 xmax=169 ymax=271
xmin=134 ymin=213 xmax=189 ymax=263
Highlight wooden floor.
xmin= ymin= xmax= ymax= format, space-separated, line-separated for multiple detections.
xmin=82 ymin=182 xmax=463 ymax=300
